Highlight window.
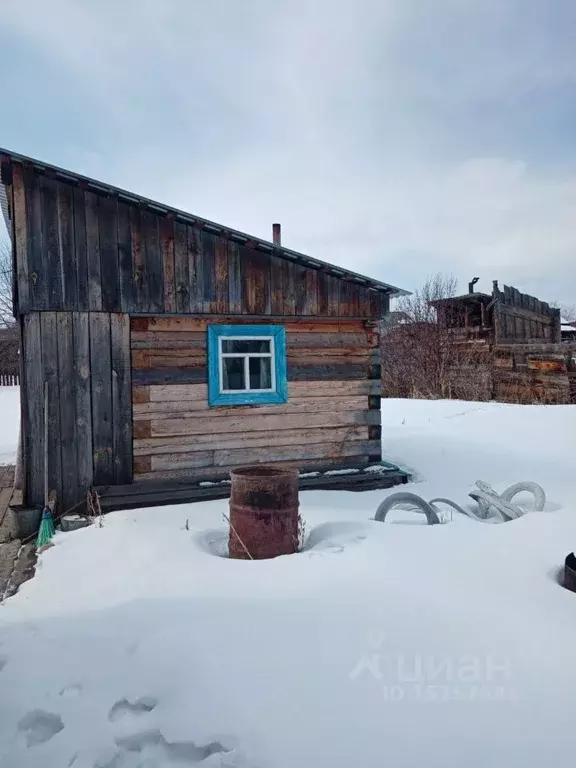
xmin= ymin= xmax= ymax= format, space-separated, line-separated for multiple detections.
xmin=207 ymin=325 xmax=287 ymax=406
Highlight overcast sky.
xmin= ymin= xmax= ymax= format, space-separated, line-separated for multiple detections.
xmin=1 ymin=0 xmax=574 ymax=304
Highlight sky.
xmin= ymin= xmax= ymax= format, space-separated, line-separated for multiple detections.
xmin=0 ymin=0 xmax=575 ymax=306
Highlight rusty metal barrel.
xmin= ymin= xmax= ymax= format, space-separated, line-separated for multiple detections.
xmin=228 ymin=466 xmax=299 ymax=559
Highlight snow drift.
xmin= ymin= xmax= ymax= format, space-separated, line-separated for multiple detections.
xmin=0 ymin=396 xmax=575 ymax=768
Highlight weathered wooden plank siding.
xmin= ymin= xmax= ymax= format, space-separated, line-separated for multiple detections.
xmin=173 ymin=220 xmax=189 ymax=314
xmin=131 ymin=206 xmax=147 ymax=311
xmin=90 ymin=313 xmax=114 ymax=485
xmin=23 ymin=166 xmax=48 ymax=309
xmin=40 ymin=312 xmax=63 ymax=501
xmin=72 ymin=312 xmax=93 ymax=500
xmin=11 ymin=165 xmax=30 ymax=313
xmin=56 ymin=313 xmax=78 ymax=511
xmin=12 ymin=168 xmax=388 ymax=318
xmin=132 ymin=395 xmax=367 ymax=419
xmin=133 ymin=425 xmax=370 ymax=456
xmin=144 ymin=210 xmax=163 ymax=313
xmin=73 ymin=186 xmax=89 ymax=309
xmin=42 ymin=179 xmax=63 ymax=310
xmin=131 ymin=316 xmax=381 ymax=481
xmin=493 ymin=343 xmax=572 ymax=404
xmin=85 ymin=190 xmax=103 ymax=312
xmin=111 ymin=314 xmax=133 ymax=485
xmin=98 ymin=195 xmax=120 ymax=312
xmin=161 ymin=216 xmax=176 ymax=313
xmin=21 ymin=311 xmax=132 ymax=507
xmin=132 ymin=456 xmax=377 ymax=484
xmin=117 ymin=201 xmax=134 ymax=312
xmin=188 ymin=226 xmax=204 ymax=313
xmin=139 ymin=380 xmax=380 ymax=401
xmin=428 ymin=339 xmax=574 ymax=405
xmin=22 ymin=313 xmax=44 ymax=505
xmin=58 ymin=181 xmax=77 ymax=309
xmin=494 ymin=284 xmax=561 ymax=344
xmin=202 ymin=231 xmax=216 ymax=313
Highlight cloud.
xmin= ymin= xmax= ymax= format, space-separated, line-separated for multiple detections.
xmin=0 ymin=0 xmax=574 ymax=302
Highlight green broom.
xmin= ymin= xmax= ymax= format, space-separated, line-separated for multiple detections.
xmin=36 ymin=382 xmax=55 ymax=549
xmin=36 ymin=506 xmax=55 ymax=548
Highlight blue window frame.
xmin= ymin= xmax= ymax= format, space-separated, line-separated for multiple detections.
xmin=207 ymin=325 xmax=287 ymax=407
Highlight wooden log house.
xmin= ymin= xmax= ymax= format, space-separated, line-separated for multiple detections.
xmin=0 ymin=148 xmax=409 ymax=512
xmin=430 ymin=281 xmax=573 ymax=404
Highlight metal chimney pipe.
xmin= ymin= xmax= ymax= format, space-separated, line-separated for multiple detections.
xmin=272 ymin=223 xmax=281 ymax=246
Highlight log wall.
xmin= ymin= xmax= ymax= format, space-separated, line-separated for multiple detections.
xmin=445 ymin=341 xmax=575 ymax=404
xmin=131 ymin=316 xmax=382 ymax=481
xmin=493 ymin=343 xmax=574 ymax=404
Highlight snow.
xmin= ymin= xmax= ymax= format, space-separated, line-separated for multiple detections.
xmin=1 ymin=397 xmax=576 ymax=767
xmin=0 ymin=386 xmax=20 ymax=465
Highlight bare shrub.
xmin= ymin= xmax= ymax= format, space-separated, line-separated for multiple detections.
xmin=382 ymin=273 xmax=492 ymax=401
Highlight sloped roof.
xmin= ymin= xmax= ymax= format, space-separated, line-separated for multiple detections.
xmin=0 ymin=147 xmax=408 ymax=297
xmin=430 ymin=292 xmax=492 ymax=305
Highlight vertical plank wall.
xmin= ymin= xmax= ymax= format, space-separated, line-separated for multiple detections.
xmin=21 ymin=311 xmax=132 ymax=508
xmin=131 ymin=316 xmax=382 ymax=481
xmin=494 ymin=285 xmax=561 ymax=344
xmin=13 ymin=165 xmax=388 ymax=319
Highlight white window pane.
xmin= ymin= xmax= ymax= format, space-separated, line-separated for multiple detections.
xmin=249 ymin=356 xmax=272 ymax=389
xmin=221 ymin=339 xmax=271 ymax=354
xmin=222 ymin=357 xmax=245 ymax=390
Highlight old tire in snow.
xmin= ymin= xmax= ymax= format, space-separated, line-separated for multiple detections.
xmin=374 ymin=492 xmax=440 ymax=526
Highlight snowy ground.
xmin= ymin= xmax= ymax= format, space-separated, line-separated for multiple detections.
xmin=0 ymin=386 xmax=20 ymax=465
xmin=1 ymin=394 xmax=576 ymax=767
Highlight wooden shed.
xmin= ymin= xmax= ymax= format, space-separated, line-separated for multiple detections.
xmin=0 ymin=148 xmax=409 ymax=512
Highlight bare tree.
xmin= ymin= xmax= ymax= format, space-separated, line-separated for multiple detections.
xmin=0 ymin=236 xmax=13 ymax=327
xmin=382 ymin=273 xmax=491 ymax=400
xmin=549 ymin=299 xmax=576 ymax=323
xmin=559 ymin=304 xmax=576 ymax=323
xmin=396 ymin=273 xmax=459 ymax=323
xmin=0 ymin=235 xmax=18 ymax=382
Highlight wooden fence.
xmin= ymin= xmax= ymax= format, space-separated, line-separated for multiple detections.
xmin=0 ymin=373 xmax=19 ymax=386
xmin=494 ymin=284 xmax=561 ymax=344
